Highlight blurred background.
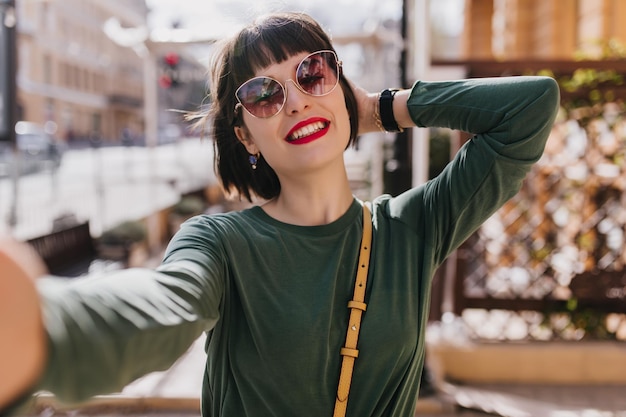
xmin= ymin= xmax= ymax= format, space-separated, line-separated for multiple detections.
xmin=2 ymin=0 xmax=626 ymax=416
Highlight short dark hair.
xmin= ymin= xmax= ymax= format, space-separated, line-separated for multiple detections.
xmin=198 ymin=12 xmax=359 ymax=202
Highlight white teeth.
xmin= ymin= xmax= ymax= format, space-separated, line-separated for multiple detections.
xmin=289 ymin=121 xmax=326 ymax=141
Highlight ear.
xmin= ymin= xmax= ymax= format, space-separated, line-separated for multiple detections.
xmin=234 ymin=126 xmax=259 ymax=155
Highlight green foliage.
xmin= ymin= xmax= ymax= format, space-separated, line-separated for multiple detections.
xmin=560 ymin=68 xmax=622 ymax=93
xmin=537 ymin=38 xmax=626 ymax=110
xmin=541 ymin=305 xmax=618 ymax=341
xmin=574 ymin=38 xmax=626 ymax=60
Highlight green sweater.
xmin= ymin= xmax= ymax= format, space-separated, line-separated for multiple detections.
xmin=35 ymin=76 xmax=559 ymax=417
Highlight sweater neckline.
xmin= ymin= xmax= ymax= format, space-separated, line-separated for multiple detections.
xmin=246 ymin=197 xmax=363 ymax=237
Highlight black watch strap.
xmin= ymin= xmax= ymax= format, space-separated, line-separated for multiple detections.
xmin=379 ymin=89 xmax=403 ymax=133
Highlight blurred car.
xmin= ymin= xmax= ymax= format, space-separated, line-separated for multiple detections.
xmin=0 ymin=121 xmax=64 ymax=176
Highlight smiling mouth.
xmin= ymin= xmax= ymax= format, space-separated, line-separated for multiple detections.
xmin=287 ymin=121 xmax=329 ymax=142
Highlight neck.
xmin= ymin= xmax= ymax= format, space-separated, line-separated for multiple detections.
xmin=261 ymin=163 xmax=354 ymax=226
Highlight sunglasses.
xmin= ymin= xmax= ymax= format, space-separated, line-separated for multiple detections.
xmin=235 ymin=50 xmax=341 ymax=119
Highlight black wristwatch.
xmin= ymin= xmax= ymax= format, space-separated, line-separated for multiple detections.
xmin=379 ymin=88 xmax=404 ymax=133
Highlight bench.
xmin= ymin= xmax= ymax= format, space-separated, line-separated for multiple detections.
xmin=27 ymin=222 xmax=118 ymax=277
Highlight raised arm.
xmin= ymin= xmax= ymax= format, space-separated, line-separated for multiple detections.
xmin=375 ymin=76 xmax=560 ymax=262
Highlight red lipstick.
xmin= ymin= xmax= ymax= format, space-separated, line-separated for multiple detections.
xmin=285 ymin=117 xmax=330 ymax=145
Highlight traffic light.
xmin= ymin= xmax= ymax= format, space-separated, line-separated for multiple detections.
xmin=0 ymin=0 xmax=17 ymax=143
xmin=159 ymin=52 xmax=180 ymax=89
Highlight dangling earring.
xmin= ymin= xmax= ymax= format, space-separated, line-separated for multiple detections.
xmin=248 ymin=153 xmax=260 ymax=170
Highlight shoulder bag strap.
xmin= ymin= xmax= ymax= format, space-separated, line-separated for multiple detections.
xmin=333 ymin=204 xmax=373 ymax=417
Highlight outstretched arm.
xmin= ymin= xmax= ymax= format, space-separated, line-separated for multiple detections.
xmin=0 ymin=238 xmax=47 ymax=411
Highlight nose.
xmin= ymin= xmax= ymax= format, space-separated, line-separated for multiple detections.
xmin=283 ymin=79 xmax=310 ymax=115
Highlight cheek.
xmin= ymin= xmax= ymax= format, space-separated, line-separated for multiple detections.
xmin=335 ymin=102 xmax=352 ymax=143
xmin=242 ymin=118 xmax=279 ymax=154
xmin=328 ymin=87 xmax=352 ymax=139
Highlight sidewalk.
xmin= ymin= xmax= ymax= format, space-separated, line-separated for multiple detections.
xmin=440 ymin=382 xmax=626 ymax=417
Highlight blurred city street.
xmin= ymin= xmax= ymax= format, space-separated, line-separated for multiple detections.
xmin=0 ymin=139 xmax=215 ymax=241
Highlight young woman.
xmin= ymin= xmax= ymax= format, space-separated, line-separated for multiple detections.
xmin=0 ymin=11 xmax=559 ymax=417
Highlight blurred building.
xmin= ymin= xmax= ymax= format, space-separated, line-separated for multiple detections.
xmin=428 ymin=0 xmax=626 ymax=114
xmin=462 ymin=0 xmax=626 ymax=60
xmin=16 ymin=0 xmax=147 ymax=145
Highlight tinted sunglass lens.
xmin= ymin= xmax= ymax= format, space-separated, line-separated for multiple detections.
xmin=236 ymin=77 xmax=285 ymax=118
xmin=296 ymin=51 xmax=339 ymax=96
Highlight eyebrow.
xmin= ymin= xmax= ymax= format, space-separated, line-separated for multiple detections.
xmin=255 ymin=52 xmax=310 ymax=79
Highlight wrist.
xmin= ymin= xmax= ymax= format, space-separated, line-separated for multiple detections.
xmin=359 ymin=92 xmax=383 ymax=135
xmin=378 ymin=89 xmax=404 ymax=133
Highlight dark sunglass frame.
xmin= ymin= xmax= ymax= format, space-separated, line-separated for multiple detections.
xmin=235 ymin=50 xmax=341 ymax=119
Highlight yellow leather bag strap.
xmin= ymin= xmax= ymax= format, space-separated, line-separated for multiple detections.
xmin=333 ymin=204 xmax=373 ymax=417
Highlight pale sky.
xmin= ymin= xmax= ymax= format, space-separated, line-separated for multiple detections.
xmin=143 ymin=0 xmax=405 ymax=71
xmin=145 ymin=0 xmax=403 ymax=40
xmin=142 ymin=0 xmax=464 ymax=70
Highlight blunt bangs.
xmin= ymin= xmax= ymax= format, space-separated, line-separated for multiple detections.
xmin=230 ymin=13 xmax=337 ymax=89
